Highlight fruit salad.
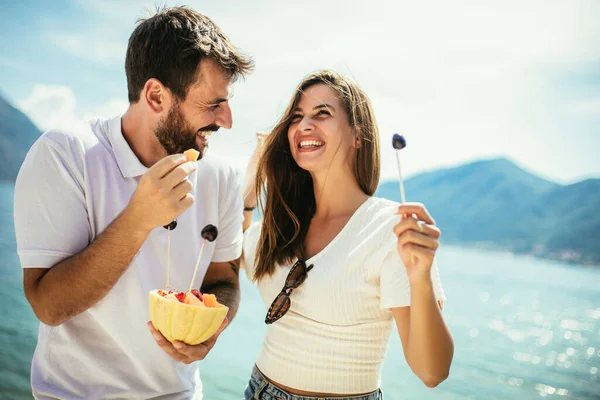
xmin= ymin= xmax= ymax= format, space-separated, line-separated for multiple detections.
xmin=156 ymin=288 xmax=220 ymax=308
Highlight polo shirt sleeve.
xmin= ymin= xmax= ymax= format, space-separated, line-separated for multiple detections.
xmin=14 ymin=135 xmax=91 ymax=269
xmin=211 ymin=166 xmax=244 ymax=262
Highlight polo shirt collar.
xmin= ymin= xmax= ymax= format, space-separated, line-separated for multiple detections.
xmin=107 ymin=116 xmax=149 ymax=179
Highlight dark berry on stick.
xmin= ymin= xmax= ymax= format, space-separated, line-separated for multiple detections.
xmin=201 ymin=224 xmax=218 ymax=242
xmin=163 ymin=219 xmax=178 ymax=230
xmin=392 ymin=134 xmax=407 ymax=150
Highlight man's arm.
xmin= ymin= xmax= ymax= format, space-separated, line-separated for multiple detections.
xmin=22 ymin=154 xmax=197 ymax=326
xmin=200 ymin=258 xmax=241 ymax=322
xmin=24 ymin=210 xmax=150 ymax=326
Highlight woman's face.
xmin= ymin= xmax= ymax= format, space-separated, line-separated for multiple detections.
xmin=287 ymin=83 xmax=357 ymax=174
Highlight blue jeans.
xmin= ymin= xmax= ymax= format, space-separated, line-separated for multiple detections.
xmin=243 ymin=365 xmax=383 ymax=400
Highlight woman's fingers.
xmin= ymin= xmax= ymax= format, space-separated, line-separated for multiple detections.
xmin=393 ymin=216 xmax=440 ymax=240
xmin=395 ymin=203 xmax=435 ymax=225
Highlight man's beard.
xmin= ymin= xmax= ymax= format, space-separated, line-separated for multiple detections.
xmin=154 ymin=104 xmax=219 ymax=159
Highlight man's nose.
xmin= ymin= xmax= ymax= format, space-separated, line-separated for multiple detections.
xmin=215 ymin=102 xmax=232 ymax=129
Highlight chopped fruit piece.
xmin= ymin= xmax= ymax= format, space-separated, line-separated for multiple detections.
xmin=191 ymin=289 xmax=203 ymax=300
xmin=174 ymin=292 xmax=186 ymax=303
xmin=201 ymin=224 xmax=218 ymax=242
xmin=184 ymin=291 xmax=204 ymax=306
xmin=165 ymin=293 xmax=179 ymax=302
xmin=202 ymin=294 xmax=219 ymax=308
xmin=184 ymin=148 xmax=200 ymax=162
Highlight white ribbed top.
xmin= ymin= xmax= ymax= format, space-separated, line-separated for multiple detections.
xmin=243 ymin=197 xmax=446 ymax=394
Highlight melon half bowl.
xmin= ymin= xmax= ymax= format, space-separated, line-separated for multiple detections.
xmin=149 ymin=289 xmax=228 ymax=345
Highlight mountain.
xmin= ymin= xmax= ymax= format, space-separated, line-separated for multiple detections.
xmin=377 ymin=158 xmax=600 ymax=265
xmin=2 ymin=93 xmax=598 ymax=265
xmin=0 ymin=94 xmax=42 ymax=181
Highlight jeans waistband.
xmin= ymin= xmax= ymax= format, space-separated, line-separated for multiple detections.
xmin=248 ymin=365 xmax=382 ymax=400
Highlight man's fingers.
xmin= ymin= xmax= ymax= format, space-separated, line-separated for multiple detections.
xmin=147 ymin=154 xmax=188 ymax=179
xmin=172 ymin=341 xmax=209 ymax=360
xmin=147 ymin=322 xmax=191 ymax=363
xmin=179 ymin=193 xmax=195 ymax=211
xmin=163 ymin=161 xmax=197 ymax=189
xmin=172 ymin=321 xmax=225 ymax=359
xmin=172 ymin=178 xmax=194 ymax=200
xmin=154 ymin=317 xmax=229 ymax=362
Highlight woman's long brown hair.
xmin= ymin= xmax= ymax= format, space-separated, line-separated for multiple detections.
xmin=252 ymin=70 xmax=380 ymax=281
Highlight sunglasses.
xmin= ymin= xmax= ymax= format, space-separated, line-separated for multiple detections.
xmin=265 ymin=258 xmax=314 ymax=324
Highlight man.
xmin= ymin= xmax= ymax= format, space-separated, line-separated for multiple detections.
xmin=14 ymin=7 xmax=253 ymax=399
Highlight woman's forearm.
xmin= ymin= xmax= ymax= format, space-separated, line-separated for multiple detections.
xmin=406 ymin=279 xmax=454 ymax=387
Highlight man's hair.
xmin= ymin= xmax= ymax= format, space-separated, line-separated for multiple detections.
xmin=125 ymin=6 xmax=254 ymax=103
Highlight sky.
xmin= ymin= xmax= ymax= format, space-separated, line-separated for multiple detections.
xmin=1 ymin=0 xmax=599 ymax=184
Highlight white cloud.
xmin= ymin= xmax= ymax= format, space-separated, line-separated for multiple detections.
xmin=567 ymin=98 xmax=600 ymax=117
xmin=192 ymin=0 xmax=600 ymax=183
xmin=83 ymin=98 xmax=129 ymax=121
xmin=50 ymin=33 xmax=126 ymax=65
xmin=18 ymin=84 xmax=127 ymax=132
xmin=18 ymin=85 xmax=81 ymax=131
xmin=13 ymin=0 xmax=599 ymax=183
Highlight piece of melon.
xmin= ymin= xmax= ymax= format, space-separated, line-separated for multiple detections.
xmin=184 ymin=148 xmax=200 ymax=162
xmin=202 ymin=294 xmax=219 ymax=308
xmin=149 ymin=290 xmax=228 ymax=345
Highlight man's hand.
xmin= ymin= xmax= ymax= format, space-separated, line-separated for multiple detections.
xmin=126 ymin=154 xmax=197 ymax=232
xmin=20 ymin=154 xmax=197 ymax=325
xmin=147 ymin=318 xmax=229 ymax=364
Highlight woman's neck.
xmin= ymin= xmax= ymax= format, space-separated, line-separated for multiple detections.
xmin=310 ymin=166 xmax=370 ymax=220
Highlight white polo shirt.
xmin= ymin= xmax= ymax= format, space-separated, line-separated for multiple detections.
xmin=13 ymin=116 xmax=243 ymax=400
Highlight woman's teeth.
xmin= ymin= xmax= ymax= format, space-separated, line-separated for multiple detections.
xmin=299 ymin=140 xmax=324 ymax=149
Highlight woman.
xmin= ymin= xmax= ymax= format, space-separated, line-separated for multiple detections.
xmin=241 ymin=70 xmax=453 ymax=399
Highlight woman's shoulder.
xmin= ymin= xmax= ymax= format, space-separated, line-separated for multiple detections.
xmin=361 ymin=196 xmax=400 ymax=224
xmin=367 ymin=196 xmax=400 ymax=210
xmin=346 ymin=197 xmax=400 ymax=248
xmin=342 ymin=197 xmax=400 ymax=273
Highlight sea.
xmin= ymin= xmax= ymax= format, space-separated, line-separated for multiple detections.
xmin=0 ymin=181 xmax=598 ymax=399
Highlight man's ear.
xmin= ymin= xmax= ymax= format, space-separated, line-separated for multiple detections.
xmin=143 ymin=78 xmax=171 ymax=114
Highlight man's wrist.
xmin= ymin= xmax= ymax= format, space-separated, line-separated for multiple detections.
xmin=120 ymin=206 xmax=154 ymax=237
